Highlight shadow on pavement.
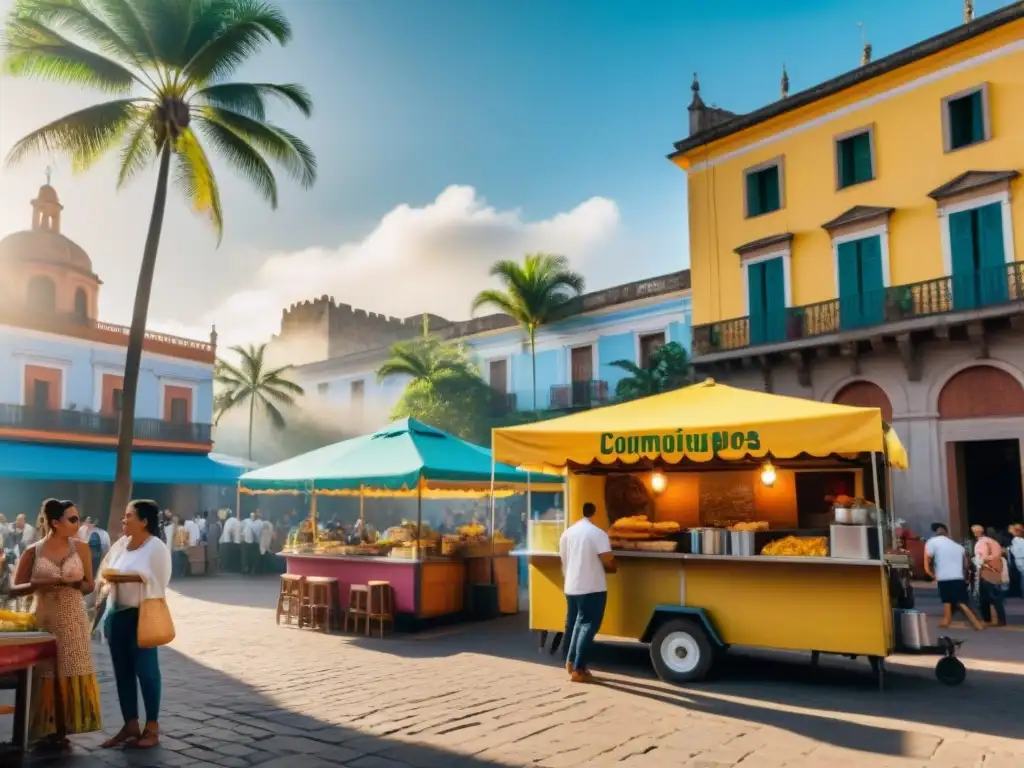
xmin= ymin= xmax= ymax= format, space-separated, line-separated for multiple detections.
xmin=167 ymin=573 xmax=281 ymax=610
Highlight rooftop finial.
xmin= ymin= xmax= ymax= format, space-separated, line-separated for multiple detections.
xmin=44 ymin=165 xmax=52 ymax=185
xmin=781 ymin=64 xmax=790 ymax=99
xmin=691 ymin=72 xmax=699 ymax=95
xmin=964 ymin=0 xmax=974 ymax=23
xmin=857 ymin=22 xmax=872 ymax=66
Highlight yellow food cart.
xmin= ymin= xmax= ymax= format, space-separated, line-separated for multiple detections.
xmin=495 ymin=379 xmax=965 ymax=688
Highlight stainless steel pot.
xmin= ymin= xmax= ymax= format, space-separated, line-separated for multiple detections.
xmin=688 ymin=529 xmax=703 ymax=554
xmin=899 ymin=610 xmax=929 ymax=650
xmin=701 ymin=528 xmax=727 ymax=555
xmin=834 ymin=506 xmax=853 ymax=524
xmin=850 ymin=506 xmax=870 ymax=525
xmin=730 ymin=530 xmax=754 ymax=557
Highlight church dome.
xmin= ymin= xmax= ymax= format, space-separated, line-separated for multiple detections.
xmin=0 ymin=183 xmax=96 ymax=276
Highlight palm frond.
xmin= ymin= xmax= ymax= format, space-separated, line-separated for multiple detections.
xmin=194 ymin=81 xmax=312 ymax=120
xmin=173 ymin=127 xmax=224 ymax=240
xmin=258 ymin=393 xmax=287 ymax=430
xmin=261 ymin=370 xmax=304 ymax=394
xmin=127 ymin=0 xmax=194 ymax=68
xmin=116 ymin=111 xmax=157 ymax=188
xmin=214 ymin=388 xmax=248 ymax=424
xmin=195 ymin=113 xmax=277 ymax=207
xmin=214 ymin=355 xmax=248 ymax=384
xmin=91 ymin=0 xmax=160 ymax=66
xmin=183 ymin=0 xmax=292 ymax=86
xmin=608 ymin=359 xmax=646 ymax=378
xmin=4 ymin=97 xmax=142 ymax=168
xmin=2 ymin=14 xmax=142 ymax=92
xmin=471 ymin=288 xmax=522 ymax=319
xmin=199 ymin=106 xmax=315 ymax=188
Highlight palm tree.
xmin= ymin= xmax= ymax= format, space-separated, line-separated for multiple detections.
xmin=2 ymin=0 xmax=316 ymax=530
xmin=471 ymin=253 xmax=584 ymax=411
xmin=609 ymin=360 xmax=659 ymax=401
xmin=376 ymin=335 xmax=474 ymax=386
xmin=610 ymin=341 xmax=693 ymax=402
xmin=214 ymin=343 xmax=304 ymax=461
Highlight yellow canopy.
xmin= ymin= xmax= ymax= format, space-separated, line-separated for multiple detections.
xmin=493 ymin=379 xmax=904 ymax=470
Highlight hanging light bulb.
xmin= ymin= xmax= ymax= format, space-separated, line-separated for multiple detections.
xmin=760 ymin=461 xmax=777 ymax=488
xmin=651 ymin=471 xmax=667 ymax=494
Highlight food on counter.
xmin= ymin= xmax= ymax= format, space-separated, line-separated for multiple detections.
xmin=610 ymin=530 xmax=655 ymax=540
xmin=611 ymin=515 xmax=653 ymax=532
xmin=0 ymin=609 xmax=37 ymax=632
xmin=730 ymin=521 xmax=770 ymax=532
xmin=652 ymin=521 xmax=682 ymax=533
xmin=636 ymin=541 xmax=678 ymax=552
xmin=761 ymin=536 xmax=829 ymax=557
xmin=458 ymin=523 xmax=487 ymax=537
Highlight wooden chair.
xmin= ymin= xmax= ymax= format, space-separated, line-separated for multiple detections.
xmin=302 ymin=577 xmax=338 ymax=632
xmin=275 ymin=574 xmax=305 ymax=627
xmin=346 ymin=584 xmax=370 ymax=634
xmin=367 ymin=580 xmax=394 ymax=638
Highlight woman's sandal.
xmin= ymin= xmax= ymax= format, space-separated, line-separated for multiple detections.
xmin=135 ymin=723 xmax=159 ymax=749
xmin=100 ymin=724 xmax=140 ymax=749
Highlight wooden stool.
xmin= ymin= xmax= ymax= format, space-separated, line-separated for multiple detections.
xmin=346 ymin=585 xmax=370 ymax=634
xmin=276 ymin=574 xmax=305 ymax=627
xmin=303 ymin=577 xmax=338 ymax=632
xmin=367 ymin=580 xmax=394 ymax=638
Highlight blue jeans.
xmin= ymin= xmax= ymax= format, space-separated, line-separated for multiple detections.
xmin=564 ymin=591 xmax=607 ymax=672
xmin=106 ymin=608 xmax=162 ymax=723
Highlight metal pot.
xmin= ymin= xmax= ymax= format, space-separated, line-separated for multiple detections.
xmin=850 ymin=506 xmax=870 ymax=525
xmin=701 ymin=528 xmax=727 ymax=555
xmin=688 ymin=529 xmax=702 ymax=554
xmin=730 ymin=530 xmax=754 ymax=557
xmin=899 ymin=610 xmax=930 ymax=650
xmin=834 ymin=506 xmax=853 ymax=524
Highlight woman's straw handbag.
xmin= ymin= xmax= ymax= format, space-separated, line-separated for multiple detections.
xmin=137 ymin=598 xmax=176 ymax=648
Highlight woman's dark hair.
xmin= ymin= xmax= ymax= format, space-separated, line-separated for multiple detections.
xmin=130 ymin=499 xmax=163 ymax=537
xmin=40 ymin=498 xmax=75 ymax=534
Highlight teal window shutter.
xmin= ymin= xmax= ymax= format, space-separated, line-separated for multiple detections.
xmin=969 ymin=90 xmax=985 ymax=143
xmin=976 ymin=202 xmax=1007 ymax=305
xmin=746 ymin=172 xmax=762 ymax=217
xmin=857 ymin=236 xmax=885 ymax=325
xmin=837 ymin=240 xmax=862 ymax=329
xmin=949 ymin=209 xmax=978 ymax=309
xmin=837 ymin=140 xmax=851 ymax=188
xmin=762 ymin=257 xmax=787 ymax=342
xmin=747 ymin=262 xmax=767 ymax=345
xmin=852 ymin=133 xmax=873 ymax=183
xmin=760 ymin=165 xmax=781 ymax=212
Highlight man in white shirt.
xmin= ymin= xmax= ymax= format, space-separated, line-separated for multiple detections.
xmin=924 ymin=523 xmax=983 ymax=630
xmin=241 ymin=512 xmax=261 ymax=574
xmin=219 ymin=510 xmax=242 ymax=572
xmin=559 ymin=502 xmax=617 ymax=682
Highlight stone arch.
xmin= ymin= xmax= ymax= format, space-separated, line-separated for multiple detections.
xmin=833 ymin=380 xmax=893 ymax=423
xmin=938 ymin=364 xmax=1024 ymax=419
xmin=73 ymin=286 xmax=88 ymax=319
xmin=27 ymin=275 xmax=56 ymax=312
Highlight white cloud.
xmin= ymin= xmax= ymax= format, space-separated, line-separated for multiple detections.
xmin=150 ymin=185 xmax=620 ymax=349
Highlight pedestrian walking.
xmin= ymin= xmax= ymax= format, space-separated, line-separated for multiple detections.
xmin=559 ymin=502 xmax=617 ymax=683
xmin=974 ymin=526 xmax=1007 ymax=626
xmin=99 ymin=500 xmax=173 ymax=750
xmin=925 ymin=523 xmax=983 ymax=630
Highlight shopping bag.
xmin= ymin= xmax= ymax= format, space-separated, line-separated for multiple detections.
xmin=137 ymin=598 xmax=175 ymax=648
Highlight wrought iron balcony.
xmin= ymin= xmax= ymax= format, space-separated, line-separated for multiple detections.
xmin=693 ymin=262 xmax=1024 ymax=357
xmin=550 ymin=380 xmax=610 ymax=410
xmin=0 ymin=403 xmax=213 ymax=445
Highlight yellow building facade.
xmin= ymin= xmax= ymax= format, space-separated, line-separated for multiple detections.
xmin=672 ymin=5 xmax=1024 ymax=335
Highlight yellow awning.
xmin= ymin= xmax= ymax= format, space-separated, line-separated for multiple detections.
xmin=884 ymin=426 xmax=909 ymax=470
xmin=493 ymin=379 xmax=896 ymax=469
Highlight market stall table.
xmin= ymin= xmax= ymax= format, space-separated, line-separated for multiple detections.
xmin=0 ymin=632 xmax=56 ymax=753
xmin=495 ymin=379 xmax=960 ymax=688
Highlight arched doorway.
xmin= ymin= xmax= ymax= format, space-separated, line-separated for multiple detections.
xmin=940 ymin=365 xmax=1024 ymax=536
xmin=833 ymin=381 xmax=893 ymax=423
xmin=27 ymin=275 xmax=56 ymax=313
xmin=73 ymin=287 xmax=89 ymax=320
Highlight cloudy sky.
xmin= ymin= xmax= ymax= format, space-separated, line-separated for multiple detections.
xmin=0 ymin=0 xmax=995 ymax=348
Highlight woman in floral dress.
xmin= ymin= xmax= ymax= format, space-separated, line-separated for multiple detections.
xmin=14 ymin=499 xmax=102 ymax=749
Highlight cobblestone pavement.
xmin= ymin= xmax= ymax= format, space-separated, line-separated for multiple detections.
xmin=5 ymin=576 xmax=1024 ymax=768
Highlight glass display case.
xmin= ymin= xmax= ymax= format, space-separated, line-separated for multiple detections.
xmin=527 ymin=490 xmax=565 ymax=554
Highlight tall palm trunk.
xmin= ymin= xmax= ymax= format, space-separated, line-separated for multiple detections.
xmin=529 ymin=325 xmax=537 ymax=411
xmin=247 ymin=395 xmax=255 ymax=461
xmin=107 ymin=143 xmax=172 ymax=534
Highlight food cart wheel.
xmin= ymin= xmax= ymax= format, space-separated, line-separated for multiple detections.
xmin=649 ymin=619 xmax=714 ymax=684
xmin=935 ymin=656 xmax=966 ymax=686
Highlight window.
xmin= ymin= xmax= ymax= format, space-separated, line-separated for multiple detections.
xmin=943 ymin=85 xmax=989 ymax=152
xmin=638 ymin=332 xmax=666 ymax=368
xmin=836 ymin=129 xmax=874 ymax=189
xmin=569 ymin=346 xmax=593 ymax=384
xmin=744 ymin=160 xmax=783 ymax=217
xmin=169 ymin=397 xmax=188 ymax=424
xmin=317 ymin=382 xmax=329 ymax=396
xmin=488 ymin=359 xmax=508 ymax=393
xmin=73 ymin=288 xmax=88 ymax=319
xmin=350 ymin=380 xmax=365 ymax=406
xmin=836 ymin=236 xmax=885 ymax=329
xmin=948 ymin=202 xmax=1006 ymax=310
xmin=32 ymin=380 xmax=51 ymax=410
xmin=746 ymin=257 xmax=787 ymax=344
xmin=112 ymin=389 xmax=123 ymax=412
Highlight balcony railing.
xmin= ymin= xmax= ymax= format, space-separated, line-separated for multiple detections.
xmin=0 ymin=403 xmax=212 ymax=445
xmin=550 ymin=380 xmax=610 ymax=410
xmin=694 ymin=262 xmax=1024 ymax=356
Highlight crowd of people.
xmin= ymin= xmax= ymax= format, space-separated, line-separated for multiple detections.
xmin=4 ymin=498 xmax=173 ymax=752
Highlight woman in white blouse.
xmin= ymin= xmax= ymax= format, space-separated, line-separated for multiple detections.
xmin=98 ymin=500 xmax=172 ymax=750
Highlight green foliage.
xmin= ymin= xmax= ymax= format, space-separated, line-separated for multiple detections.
xmin=215 ymin=342 xmax=304 ymax=459
xmin=2 ymin=0 xmax=317 ymax=240
xmin=611 ymin=341 xmax=693 ymax=401
xmin=471 ymin=253 xmax=585 ymax=410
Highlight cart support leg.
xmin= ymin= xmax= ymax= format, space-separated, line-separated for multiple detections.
xmin=869 ymin=656 xmax=885 ymax=693
xmin=538 ymin=630 xmax=548 ymax=653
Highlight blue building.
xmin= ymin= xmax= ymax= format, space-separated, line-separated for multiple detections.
xmin=274 ymin=271 xmax=691 ymax=428
xmin=0 ymin=183 xmax=242 ymax=519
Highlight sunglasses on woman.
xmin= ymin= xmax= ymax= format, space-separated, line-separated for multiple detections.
xmin=66 ymin=516 xmax=80 ymax=524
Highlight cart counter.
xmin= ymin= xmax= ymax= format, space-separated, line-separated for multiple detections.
xmin=523 ymin=550 xmax=893 ymax=658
